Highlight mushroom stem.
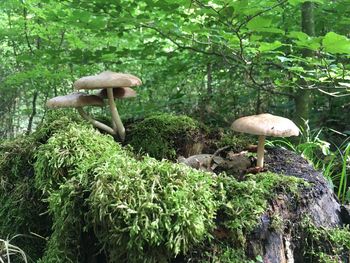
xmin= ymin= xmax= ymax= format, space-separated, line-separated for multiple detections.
xmin=106 ymin=87 xmax=125 ymax=141
xmin=257 ymin=135 xmax=266 ymax=167
xmin=76 ymin=107 xmax=116 ymax=136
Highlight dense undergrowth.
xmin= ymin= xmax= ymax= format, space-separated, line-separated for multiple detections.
xmin=0 ymin=112 xmax=349 ymax=262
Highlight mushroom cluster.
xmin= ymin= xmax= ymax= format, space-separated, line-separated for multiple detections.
xmin=231 ymin=113 xmax=299 ymax=168
xmin=46 ymin=71 xmax=142 ymax=141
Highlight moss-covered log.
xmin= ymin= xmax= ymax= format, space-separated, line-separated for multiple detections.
xmin=0 ymin=113 xmax=349 ymax=263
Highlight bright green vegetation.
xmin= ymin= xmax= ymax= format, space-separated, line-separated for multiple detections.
xmin=216 ymin=173 xmax=306 ymax=246
xmin=0 ymin=112 xmax=82 ymax=262
xmin=268 ymin=125 xmax=350 ymax=203
xmin=298 ymin=217 xmax=350 ymax=262
xmin=127 ymin=113 xmax=205 ymax=160
xmin=0 ymin=114 xmax=349 ymax=262
xmin=33 ymin=116 xmax=216 ymax=262
xmin=216 ymin=132 xmax=255 ymax=152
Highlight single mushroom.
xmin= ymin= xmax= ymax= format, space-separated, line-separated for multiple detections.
xmin=231 ymin=113 xmax=299 ymax=168
xmin=46 ymin=92 xmax=116 ymax=135
xmin=74 ymin=71 xmax=142 ymax=141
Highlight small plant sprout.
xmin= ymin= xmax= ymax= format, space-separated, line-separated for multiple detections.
xmin=74 ymin=71 xmax=142 ymax=141
xmin=231 ymin=113 xmax=299 ymax=168
xmin=46 ymin=92 xmax=116 ymax=135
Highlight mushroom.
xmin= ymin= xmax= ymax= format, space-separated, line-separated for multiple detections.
xmin=74 ymin=71 xmax=142 ymax=141
xmin=231 ymin=113 xmax=299 ymax=168
xmin=46 ymin=92 xmax=115 ymax=135
xmin=96 ymin=87 xmax=137 ymax=99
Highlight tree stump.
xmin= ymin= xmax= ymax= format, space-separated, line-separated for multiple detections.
xmin=247 ymin=147 xmax=345 ymax=263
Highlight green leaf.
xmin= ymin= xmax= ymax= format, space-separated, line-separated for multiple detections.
xmin=247 ymin=17 xmax=272 ymax=30
xmin=258 ymin=41 xmax=282 ymax=52
xmin=253 ymin=27 xmax=284 ymax=34
xmin=323 ymin=32 xmax=350 ymax=54
xmin=288 ymin=31 xmax=309 ymax=41
xmin=288 ymin=0 xmax=324 ymax=5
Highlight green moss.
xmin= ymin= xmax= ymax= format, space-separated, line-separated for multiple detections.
xmin=0 ymin=136 xmax=49 ymax=262
xmin=187 ymin=242 xmax=261 ymax=263
xmin=216 ymin=172 xmax=307 ymax=245
xmin=0 ymin=113 xmax=321 ymax=263
xmin=216 ymin=132 xmax=255 ymax=152
xmin=127 ymin=113 xmax=205 ymax=160
xmin=0 ymin=136 xmax=37 ymax=185
xmin=269 ymin=214 xmax=284 ymax=233
xmin=32 ymin=109 xmax=85 ymax=144
xmin=87 ymin=156 xmax=216 ymax=263
xmin=38 ymin=178 xmax=86 ymax=263
xmin=298 ymin=217 xmax=350 ymax=262
xmin=34 ymin=123 xmax=122 ymax=194
xmin=0 ymin=112 xmax=88 ymax=262
xmin=34 ymin=122 xmax=217 ymax=263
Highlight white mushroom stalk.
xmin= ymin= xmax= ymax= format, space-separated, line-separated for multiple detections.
xmin=76 ymin=107 xmax=115 ymax=135
xmin=74 ymin=71 xmax=142 ymax=141
xmin=106 ymin=88 xmax=125 ymax=141
xmin=257 ymin=135 xmax=266 ymax=168
xmin=46 ymin=92 xmax=116 ymax=136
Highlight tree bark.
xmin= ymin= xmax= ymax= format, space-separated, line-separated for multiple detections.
xmin=247 ymin=148 xmax=343 ymax=262
xmin=294 ymin=2 xmax=315 ymax=129
xmin=26 ymin=91 xmax=38 ymax=135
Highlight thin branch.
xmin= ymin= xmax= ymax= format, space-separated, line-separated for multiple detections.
xmin=236 ymin=0 xmax=288 ymax=31
xmin=141 ymin=23 xmax=241 ymax=63
xmin=22 ymin=4 xmax=35 ymax=55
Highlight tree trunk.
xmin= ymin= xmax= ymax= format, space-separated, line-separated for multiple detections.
xmin=247 ymin=148 xmax=345 ymax=262
xmin=200 ymin=63 xmax=213 ymax=122
xmin=294 ymin=2 xmax=315 ymax=129
xmin=26 ymin=91 xmax=38 ymax=135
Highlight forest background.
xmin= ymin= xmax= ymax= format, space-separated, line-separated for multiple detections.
xmin=0 ymin=0 xmax=349 ymax=194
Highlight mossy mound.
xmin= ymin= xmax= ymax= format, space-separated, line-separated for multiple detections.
xmin=0 ymin=110 xmax=86 ymax=262
xmin=1 ymin=113 xmax=349 ymax=263
xmin=126 ymin=113 xmax=206 ymax=160
xmin=33 ymin=122 xmax=217 ymax=263
xmin=184 ymin=172 xmax=306 ymax=262
xmin=215 ymin=132 xmax=255 ymax=152
xmin=0 ymin=138 xmax=45 ymax=261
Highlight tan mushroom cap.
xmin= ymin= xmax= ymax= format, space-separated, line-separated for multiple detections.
xmin=97 ymin=87 xmax=137 ymax=99
xmin=74 ymin=71 xmax=142 ymax=90
xmin=46 ymin=92 xmax=104 ymax=109
xmin=231 ymin=113 xmax=299 ymax=137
